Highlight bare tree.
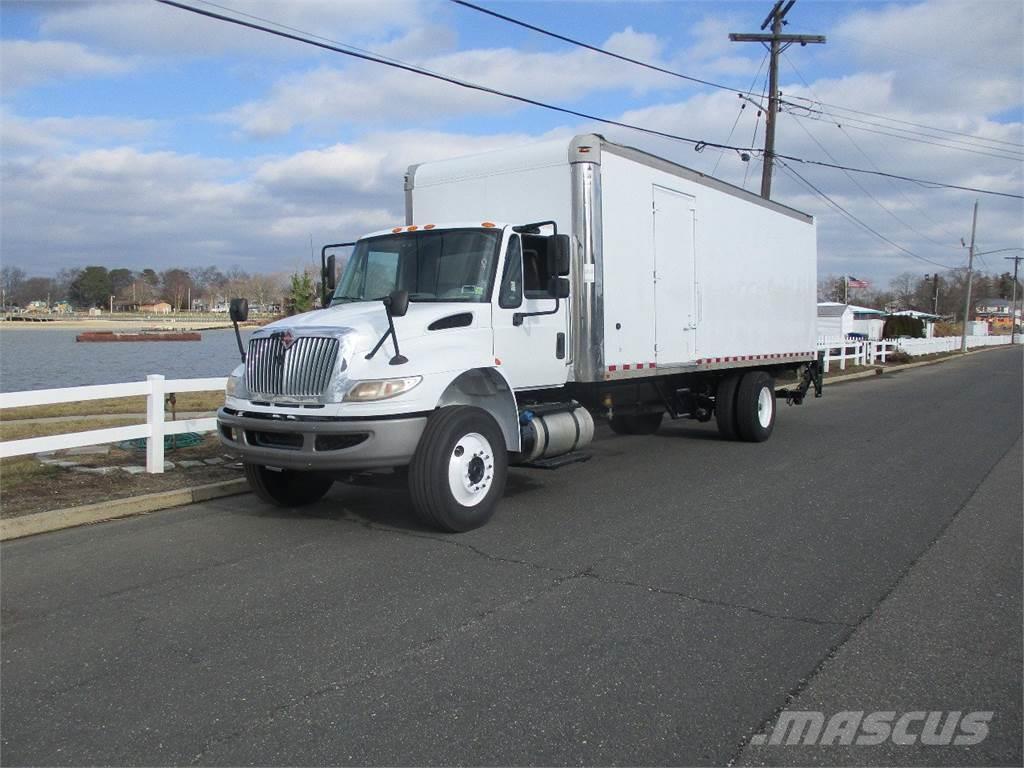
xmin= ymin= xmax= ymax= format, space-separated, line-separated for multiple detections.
xmin=160 ymin=268 xmax=194 ymax=311
xmin=888 ymin=272 xmax=917 ymax=310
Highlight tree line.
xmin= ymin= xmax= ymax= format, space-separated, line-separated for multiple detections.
xmin=818 ymin=269 xmax=1022 ymax=320
xmin=0 ymin=264 xmax=297 ymax=311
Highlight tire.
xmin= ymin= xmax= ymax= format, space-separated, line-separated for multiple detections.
xmin=408 ymin=406 xmax=508 ymax=532
xmin=715 ymin=373 xmax=742 ymax=440
xmin=735 ymin=370 xmax=776 ymax=442
xmin=609 ymin=412 xmax=664 ymax=435
xmin=244 ymin=463 xmax=334 ymax=507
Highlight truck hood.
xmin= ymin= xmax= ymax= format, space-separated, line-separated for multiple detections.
xmin=256 ymin=302 xmax=489 ymax=348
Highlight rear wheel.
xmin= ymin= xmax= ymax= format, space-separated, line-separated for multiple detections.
xmin=609 ymin=412 xmax=664 ymax=435
xmin=735 ymin=370 xmax=776 ymax=442
xmin=408 ymin=406 xmax=508 ymax=532
xmin=244 ymin=463 xmax=334 ymax=507
xmin=715 ymin=373 xmax=742 ymax=440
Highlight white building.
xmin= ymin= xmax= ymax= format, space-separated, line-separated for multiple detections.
xmin=817 ymin=302 xmax=886 ymax=340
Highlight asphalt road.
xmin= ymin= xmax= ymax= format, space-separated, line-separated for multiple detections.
xmin=2 ymin=348 xmax=1021 ymax=766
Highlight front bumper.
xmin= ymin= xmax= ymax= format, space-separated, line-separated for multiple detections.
xmin=217 ymin=407 xmax=427 ymax=471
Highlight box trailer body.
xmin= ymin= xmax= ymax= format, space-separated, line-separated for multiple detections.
xmin=407 ymin=134 xmax=818 ymax=383
xmin=218 ymin=134 xmax=822 ymax=531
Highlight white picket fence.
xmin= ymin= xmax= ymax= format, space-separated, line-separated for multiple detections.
xmin=816 ymin=334 xmax=1019 ymax=373
xmin=0 ymin=375 xmax=226 ymax=473
xmin=1 ymin=339 xmax=1020 ymax=470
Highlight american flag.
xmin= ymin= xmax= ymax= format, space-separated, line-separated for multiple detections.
xmin=847 ymin=276 xmax=869 ymax=289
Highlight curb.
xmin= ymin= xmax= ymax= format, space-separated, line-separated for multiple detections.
xmin=0 ymin=479 xmax=250 ymax=541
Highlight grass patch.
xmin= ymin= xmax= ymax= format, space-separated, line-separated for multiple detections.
xmin=1 ymin=391 xmax=224 ymax=420
xmin=0 ymin=416 xmax=143 ymax=442
xmin=1 ymin=434 xmax=242 ymax=517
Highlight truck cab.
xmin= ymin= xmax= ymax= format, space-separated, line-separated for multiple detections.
xmin=218 ymin=221 xmax=579 ymax=531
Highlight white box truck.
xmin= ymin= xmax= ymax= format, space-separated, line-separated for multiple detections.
xmin=218 ymin=134 xmax=822 ymax=531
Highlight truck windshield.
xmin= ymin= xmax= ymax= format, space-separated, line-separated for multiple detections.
xmin=332 ymin=228 xmax=502 ymax=304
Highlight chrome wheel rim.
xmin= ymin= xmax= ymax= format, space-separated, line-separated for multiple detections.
xmin=757 ymin=385 xmax=774 ymax=429
xmin=447 ymin=432 xmax=494 ymax=507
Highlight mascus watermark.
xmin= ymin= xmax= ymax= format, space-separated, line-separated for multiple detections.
xmin=750 ymin=710 xmax=993 ymax=746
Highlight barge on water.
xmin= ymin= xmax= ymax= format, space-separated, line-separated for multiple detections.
xmin=76 ymin=330 xmax=202 ymax=342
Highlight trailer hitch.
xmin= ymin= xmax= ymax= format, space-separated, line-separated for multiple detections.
xmin=777 ymin=352 xmax=824 ymax=406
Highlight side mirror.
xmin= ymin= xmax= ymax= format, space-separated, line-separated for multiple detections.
xmin=548 ymin=277 xmax=570 ymax=300
xmin=550 ymin=234 xmax=571 ymax=277
xmin=229 ymin=298 xmax=249 ymax=323
xmin=325 ymin=254 xmax=337 ymax=292
xmin=386 ymin=289 xmax=410 ymax=318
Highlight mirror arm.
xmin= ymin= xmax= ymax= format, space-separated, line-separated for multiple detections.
xmin=365 ymin=299 xmax=408 ymax=365
xmin=232 ymin=318 xmax=246 ymax=362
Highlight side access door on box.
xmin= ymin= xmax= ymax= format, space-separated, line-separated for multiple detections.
xmin=652 ymin=185 xmax=698 ymax=365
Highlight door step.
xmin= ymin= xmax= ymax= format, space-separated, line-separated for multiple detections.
xmin=519 ymin=451 xmax=592 ymax=470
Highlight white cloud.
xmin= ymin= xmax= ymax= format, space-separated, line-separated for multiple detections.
xmin=833 ymin=0 xmax=1023 ymax=114
xmin=0 ymin=111 xmax=157 ymax=155
xmin=0 ymin=40 xmax=133 ymax=90
xmin=0 ymin=128 xmax=557 ymax=274
xmin=38 ymin=0 xmax=427 ymax=58
xmin=221 ymin=29 xmax=690 ymax=138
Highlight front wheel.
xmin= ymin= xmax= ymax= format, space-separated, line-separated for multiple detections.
xmin=244 ymin=463 xmax=334 ymax=507
xmin=408 ymin=406 xmax=508 ymax=532
xmin=735 ymin=370 xmax=776 ymax=442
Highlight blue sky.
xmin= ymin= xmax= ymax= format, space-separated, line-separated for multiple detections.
xmin=1 ymin=0 xmax=1021 ymax=284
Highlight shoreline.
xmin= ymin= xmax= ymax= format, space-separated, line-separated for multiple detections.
xmin=0 ymin=318 xmax=267 ymax=332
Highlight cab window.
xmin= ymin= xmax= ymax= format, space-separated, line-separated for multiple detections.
xmin=498 ymin=235 xmax=523 ymax=308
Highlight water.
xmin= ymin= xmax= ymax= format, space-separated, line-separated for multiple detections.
xmin=0 ymin=327 xmax=255 ymax=392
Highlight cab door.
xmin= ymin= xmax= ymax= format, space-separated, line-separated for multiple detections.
xmin=492 ymin=232 xmax=570 ymax=391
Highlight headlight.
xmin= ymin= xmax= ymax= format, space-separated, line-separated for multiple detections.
xmin=225 ymin=363 xmax=246 ymax=397
xmin=344 ymin=376 xmax=422 ymax=402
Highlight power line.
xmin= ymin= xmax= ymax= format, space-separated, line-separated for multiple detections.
xmin=781 ymin=52 xmax=980 ymax=251
xmin=712 ymin=53 xmax=769 ymax=177
xmin=155 ymin=0 xmax=1024 ymax=201
xmin=450 ymin=0 xmax=764 ymax=97
xmin=777 ymin=159 xmax=956 ymax=269
xmin=452 ymin=0 xmax=1024 ymax=152
xmin=155 ymin=0 xmax=747 ymax=151
xmin=783 ymin=103 xmax=1024 ymax=162
xmin=783 ymin=94 xmax=1024 ymax=150
xmin=786 ymin=110 xmax=961 ymax=254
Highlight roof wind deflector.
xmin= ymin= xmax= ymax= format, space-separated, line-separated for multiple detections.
xmin=513 ymin=220 xmax=557 ymax=235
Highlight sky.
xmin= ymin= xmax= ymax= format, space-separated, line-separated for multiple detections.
xmin=1 ymin=0 xmax=1022 ymax=284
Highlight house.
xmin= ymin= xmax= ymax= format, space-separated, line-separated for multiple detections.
xmin=817 ymin=302 xmax=886 ymax=340
xmin=140 ymin=302 xmax=172 ymax=314
xmin=975 ymin=298 xmax=1012 ymax=317
xmin=975 ymin=298 xmax=1021 ymax=331
xmin=817 ymin=302 xmax=853 ymax=340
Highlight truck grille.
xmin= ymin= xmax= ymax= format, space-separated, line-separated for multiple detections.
xmin=246 ymin=335 xmax=339 ymax=398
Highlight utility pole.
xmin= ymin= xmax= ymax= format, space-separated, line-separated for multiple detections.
xmin=730 ymin=0 xmax=825 ymax=200
xmin=1006 ymin=254 xmax=1022 ymax=345
xmin=925 ymin=273 xmax=940 ymax=315
xmin=960 ymin=200 xmax=979 ymax=353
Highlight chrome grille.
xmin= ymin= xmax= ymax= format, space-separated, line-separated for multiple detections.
xmin=246 ymin=335 xmax=339 ymax=398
